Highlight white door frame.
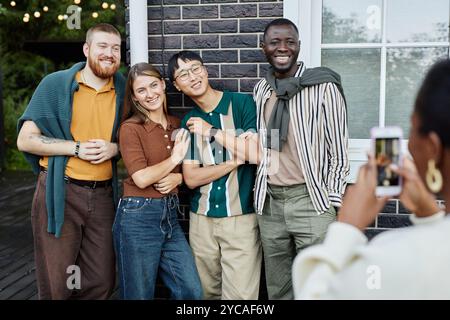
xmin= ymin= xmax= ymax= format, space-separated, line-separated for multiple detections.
xmin=129 ymin=0 xmax=148 ymax=65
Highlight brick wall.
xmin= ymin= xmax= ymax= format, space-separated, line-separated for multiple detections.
xmin=365 ymin=198 xmax=446 ymax=240
xmin=125 ymin=0 xmax=283 ymax=115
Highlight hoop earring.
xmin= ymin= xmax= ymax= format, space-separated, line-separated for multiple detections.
xmin=426 ymin=159 xmax=443 ymax=193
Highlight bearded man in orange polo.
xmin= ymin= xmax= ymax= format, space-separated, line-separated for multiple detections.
xmin=17 ymin=23 xmax=125 ymax=300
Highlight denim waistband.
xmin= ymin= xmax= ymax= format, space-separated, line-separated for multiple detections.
xmin=121 ymin=193 xmax=177 ymax=203
xmin=119 ymin=194 xmax=184 ymax=217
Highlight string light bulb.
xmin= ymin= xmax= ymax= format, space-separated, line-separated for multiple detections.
xmin=43 ymin=6 xmax=49 ymax=12
xmin=10 ymin=1 xmax=16 ymax=7
xmin=57 ymin=15 xmax=64 ymax=21
xmin=24 ymin=13 xmax=30 ymax=18
xmin=110 ymin=4 xmax=116 ymax=10
xmin=92 ymin=12 xmax=98 ymax=18
xmin=74 ymin=0 xmax=81 ymax=4
xmin=63 ymin=14 xmax=68 ymax=20
xmin=34 ymin=11 xmax=41 ymax=18
xmin=23 ymin=16 xmax=29 ymax=22
xmin=102 ymin=2 xmax=109 ymax=9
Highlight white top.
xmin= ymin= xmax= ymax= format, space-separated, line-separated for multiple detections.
xmin=292 ymin=212 xmax=450 ymax=299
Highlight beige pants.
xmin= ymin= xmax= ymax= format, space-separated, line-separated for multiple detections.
xmin=189 ymin=212 xmax=262 ymax=300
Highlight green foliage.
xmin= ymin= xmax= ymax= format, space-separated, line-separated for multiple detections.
xmin=4 ymin=96 xmax=30 ymax=170
xmin=1 ymin=51 xmax=55 ymax=170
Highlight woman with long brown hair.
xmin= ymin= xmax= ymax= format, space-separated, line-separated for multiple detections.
xmin=113 ymin=63 xmax=202 ymax=300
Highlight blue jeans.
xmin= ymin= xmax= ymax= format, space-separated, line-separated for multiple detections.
xmin=112 ymin=194 xmax=202 ymax=300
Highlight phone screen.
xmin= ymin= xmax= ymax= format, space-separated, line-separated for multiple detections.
xmin=375 ymin=137 xmax=400 ymax=187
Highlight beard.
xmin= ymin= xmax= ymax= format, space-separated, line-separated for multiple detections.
xmin=265 ymin=51 xmax=300 ymax=76
xmin=88 ymin=54 xmax=120 ymax=79
xmin=267 ymin=57 xmax=297 ymax=75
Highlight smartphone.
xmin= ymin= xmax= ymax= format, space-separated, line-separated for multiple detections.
xmin=371 ymin=126 xmax=403 ymax=197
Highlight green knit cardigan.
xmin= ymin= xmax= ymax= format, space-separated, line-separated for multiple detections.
xmin=17 ymin=62 xmax=125 ymax=237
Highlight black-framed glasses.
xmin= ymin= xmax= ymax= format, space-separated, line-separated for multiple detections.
xmin=174 ymin=64 xmax=204 ymax=82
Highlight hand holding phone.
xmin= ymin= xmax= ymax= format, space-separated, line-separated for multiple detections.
xmin=371 ymin=126 xmax=403 ymax=197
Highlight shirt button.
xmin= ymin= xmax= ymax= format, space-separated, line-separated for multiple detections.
xmin=215 ymin=204 xmax=219 ymax=208
xmin=164 ymin=134 xmax=168 ymax=138
xmin=166 ymin=145 xmax=171 ymax=149
xmin=217 ymin=186 xmax=221 ymax=190
xmin=218 ymin=150 xmax=222 ymax=154
xmin=209 ymin=113 xmax=213 ymax=116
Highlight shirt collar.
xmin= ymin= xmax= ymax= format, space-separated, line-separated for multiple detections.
xmin=143 ymin=116 xmax=174 ymax=133
xmin=76 ymin=71 xmax=115 ymax=92
xmin=295 ymin=61 xmax=305 ymax=77
xmin=195 ymin=91 xmax=230 ymax=116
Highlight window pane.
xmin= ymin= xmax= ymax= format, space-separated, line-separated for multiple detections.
xmin=385 ymin=47 xmax=449 ymax=135
xmin=323 ymin=0 xmax=382 ymax=43
xmin=322 ymin=49 xmax=381 ymax=138
xmin=386 ymin=0 xmax=450 ymax=42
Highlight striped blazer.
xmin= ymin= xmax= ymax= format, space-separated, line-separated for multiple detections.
xmin=253 ymin=63 xmax=349 ymax=215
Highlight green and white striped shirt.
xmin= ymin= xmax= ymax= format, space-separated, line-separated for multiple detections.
xmin=181 ymin=91 xmax=257 ymax=218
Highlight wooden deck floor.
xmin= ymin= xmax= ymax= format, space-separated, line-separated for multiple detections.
xmin=0 ymin=171 xmax=38 ymax=300
xmin=0 ymin=171 xmax=131 ymax=300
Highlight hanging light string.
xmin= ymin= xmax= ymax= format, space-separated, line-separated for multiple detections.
xmin=6 ymin=1 xmax=118 ymax=23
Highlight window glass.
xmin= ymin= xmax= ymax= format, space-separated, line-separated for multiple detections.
xmin=386 ymin=0 xmax=450 ymax=42
xmin=322 ymin=49 xmax=381 ymax=138
xmin=385 ymin=47 xmax=449 ymax=134
xmin=323 ymin=0 xmax=382 ymax=43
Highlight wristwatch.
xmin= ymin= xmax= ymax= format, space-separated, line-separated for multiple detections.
xmin=209 ymin=127 xmax=219 ymax=143
xmin=74 ymin=141 xmax=80 ymax=158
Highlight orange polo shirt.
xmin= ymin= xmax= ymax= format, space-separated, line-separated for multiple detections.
xmin=39 ymin=71 xmax=116 ymax=180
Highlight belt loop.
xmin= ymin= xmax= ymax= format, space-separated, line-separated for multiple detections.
xmin=92 ymin=181 xmax=97 ymax=189
xmin=172 ymin=194 xmax=184 ymax=219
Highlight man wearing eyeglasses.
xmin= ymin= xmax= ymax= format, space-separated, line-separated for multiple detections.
xmin=168 ymin=51 xmax=262 ymax=300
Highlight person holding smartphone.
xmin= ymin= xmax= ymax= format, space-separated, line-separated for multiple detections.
xmin=113 ymin=63 xmax=202 ymax=300
xmin=292 ymin=59 xmax=450 ymax=299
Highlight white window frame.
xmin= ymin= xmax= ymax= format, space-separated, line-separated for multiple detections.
xmin=285 ymin=0 xmax=450 ymax=181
